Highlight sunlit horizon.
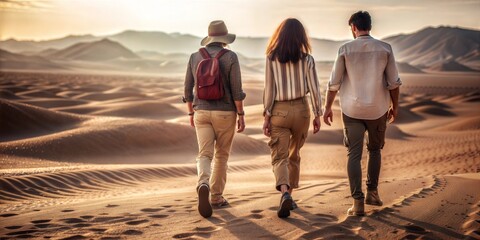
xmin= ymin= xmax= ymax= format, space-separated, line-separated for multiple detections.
xmin=1 ymin=0 xmax=479 ymax=42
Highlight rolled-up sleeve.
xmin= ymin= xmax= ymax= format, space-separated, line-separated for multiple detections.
xmin=328 ymin=46 xmax=346 ymax=92
xmin=184 ymin=54 xmax=195 ymax=102
xmin=305 ymin=55 xmax=323 ymax=117
xmin=229 ymin=53 xmax=246 ymax=101
xmin=385 ymin=45 xmax=402 ymax=90
xmin=263 ymin=58 xmax=275 ymax=116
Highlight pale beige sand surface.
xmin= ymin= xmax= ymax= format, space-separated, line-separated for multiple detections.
xmin=0 ymin=71 xmax=479 ymax=239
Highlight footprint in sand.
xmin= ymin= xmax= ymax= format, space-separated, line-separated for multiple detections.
xmin=126 ymin=219 xmax=149 ymax=225
xmin=100 ymin=237 xmax=122 ymax=240
xmin=248 ymin=213 xmax=263 ymax=219
xmin=73 ymin=223 xmax=92 ymax=228
xmin=172 ymin=232 xmax=195 ymax=239
xmin=106 ymin=204 xmax=119 ymax=208
xmin=0 ymin=213 xmax=18 ymax=217
xmin=404 ymin=224 xmax=428 ymax=234
xmin=31 ymin=219 xmax=51 ymax=224
xmin=92 ymin=216 xmax=123 ymax=223
xmin=194 ymin=226 xmax=219 ymax=232
xmin=60 ymin=218 xmax=86 ymax=224
xmin=61 ymin=209 xmax=75 ymax=212
xmin=313 ymin=213 xmax=338 ymax=223
xmin=59 ymin=234 xmax=87 ymax=240
xmin=251 ymin=210 xmax=263 ymax=214
xmin=149 ymin=214 xmax=169 ymax=219
xmin=88 ymin=228 xmax=107 ymax=233
xmin=80 ymin=215 xmax=95 ymax=219
xmin=123 ymin=229 xmax=143 ymax=235
xmin=5 ymin=226 xmax=22 ymax=229
xmin=6 ymin=229 xmax=39 ymax=236
xmin=327 ymin=189 xmax=341 ymax=193
xmin=35 ymin=223 xmax=54 ymax=228
xmin=141 ymin=208 xmax=162 ymax=213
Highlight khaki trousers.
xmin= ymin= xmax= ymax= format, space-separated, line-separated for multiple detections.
xmin=268 ymin=97 xmax=310 ymax=191
xmin=194 ymin=110 xmax=236 ymax=201
xmin=342 ymin=112 xmax=387 ymax=200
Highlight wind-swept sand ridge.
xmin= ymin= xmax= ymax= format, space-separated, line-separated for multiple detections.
xmin=0 ymin=71 xmax=479 ymax=239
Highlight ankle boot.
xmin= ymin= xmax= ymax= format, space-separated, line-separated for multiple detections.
xmin=347 ymin=199 xmax=365 ymax=216
xmin=366 ymin=189 xmax=383 ymax=206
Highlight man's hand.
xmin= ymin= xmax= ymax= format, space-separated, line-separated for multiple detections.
xmin=323 ymin=108 xmax=333 ymax=126
xmin=387 ymin=106 xmax=398 ymax=124
xmin=313 ymin=116 xmax=321 ymax=134
xmin=263 ymin=116 xmax=271 ymax=137
xmin=237 ymin=115 xmax=245 ymax=133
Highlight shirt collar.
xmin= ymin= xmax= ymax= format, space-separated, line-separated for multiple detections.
xmin=357 ymin=35 xmax=373 ymax=39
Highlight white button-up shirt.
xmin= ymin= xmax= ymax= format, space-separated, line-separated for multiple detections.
xmin=328 ymin=35 xmax=402 ymax=120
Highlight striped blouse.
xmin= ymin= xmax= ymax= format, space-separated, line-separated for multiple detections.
xmin=264 ymin=54 xmax=323 ymax=117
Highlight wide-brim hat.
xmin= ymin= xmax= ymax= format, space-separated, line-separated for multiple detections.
xmin=201 ymin=20 xmax=236 ymax=46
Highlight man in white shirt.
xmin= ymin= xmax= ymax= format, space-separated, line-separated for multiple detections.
xmin=323 ymin=11 xmax=402 ymax=216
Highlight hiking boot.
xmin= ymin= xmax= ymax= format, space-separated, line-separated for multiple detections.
xmin=291 ymin=199 xmax=298 ymax=210
xmin=347 ymin=199 xmax=365 ymax=216
xmin=197 ymin=184 xmax=212 ymax=218
xmin=277 ymin=192 xmax=293 ymax=218
xmin=366 ymin=189 xmax=383 ymax=206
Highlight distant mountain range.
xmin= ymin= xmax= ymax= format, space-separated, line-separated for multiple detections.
xmin=0 ymin=26 xmax=478 ymax=74
xmin=384 ymin=26 xmax=479 ymax=72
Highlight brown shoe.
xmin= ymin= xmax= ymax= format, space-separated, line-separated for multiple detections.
xmin=366 ymin=190 xmax=383 ymax=206
xmin=347 ymin=199 xmax=365 ymax=216
xmin=197 ymin=184 xmax=212 ymax=218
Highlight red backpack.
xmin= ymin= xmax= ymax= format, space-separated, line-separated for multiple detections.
xmin=196 ymin=48 xmax=229 ymax=100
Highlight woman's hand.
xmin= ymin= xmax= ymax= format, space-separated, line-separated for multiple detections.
xmin=313 ymin=116 xmax=321 ymax=134
xmin=190 ymin=115 xmax=195 ymax=127
xmin=263 ymin=116 xmax=271 ymax=137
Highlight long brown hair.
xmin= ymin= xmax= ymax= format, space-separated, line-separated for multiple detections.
xmin=266 ymin=18 xmax=311 ymax=63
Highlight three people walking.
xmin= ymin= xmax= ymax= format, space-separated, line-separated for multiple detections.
xmin=185 ymin=11 xmax=400 ymax=219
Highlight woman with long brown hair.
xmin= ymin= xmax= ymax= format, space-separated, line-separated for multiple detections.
xmin=263 ymin=18 xmax=322 ymax=218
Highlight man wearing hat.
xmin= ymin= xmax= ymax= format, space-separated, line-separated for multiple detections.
xmin=184 ymin=20 xmax=246 ymax=218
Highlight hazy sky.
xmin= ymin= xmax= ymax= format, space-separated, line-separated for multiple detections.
xmin=0 ymin=0 xmax=479 ymax=41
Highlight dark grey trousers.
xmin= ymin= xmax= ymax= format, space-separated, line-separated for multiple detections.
xmin=342 ymin=112 xmax=387 ymax=200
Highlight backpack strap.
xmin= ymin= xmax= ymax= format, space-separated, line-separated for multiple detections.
xmin=199 ymin=48 xmax=210 ymax=59
xmin=214 ymin=49 xmax=229 ymax=59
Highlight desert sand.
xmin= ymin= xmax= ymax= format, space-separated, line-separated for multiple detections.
xmin=0 ymin=70 xmax=479 ymax=239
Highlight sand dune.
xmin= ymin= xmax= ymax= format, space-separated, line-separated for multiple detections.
xmin=0 ymin=89 xmax=21 ymax=99
xmin=0 ymin=71 xmax=479 ymax=239
xmin=18 ymin=99 xmax=90 ymax=109
xmin=88 ymin=101 xmax=184 ymax=119
xmin=411 ymin=105 xmax=456 ymax=116
xmin=397 ymin=62 xmax=425 ymax=73
xmin=48 ymin=38 xmax=139 ymax=61
xmin=0 ymin=99 xmax=86 ymax=141
xmin=428 ymin=59 xmax=477 ymax=72
xmin=0 ymin=117 xmax=268 ymax=163
xmin=434 ymin=116 xmax=480 ymax=131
